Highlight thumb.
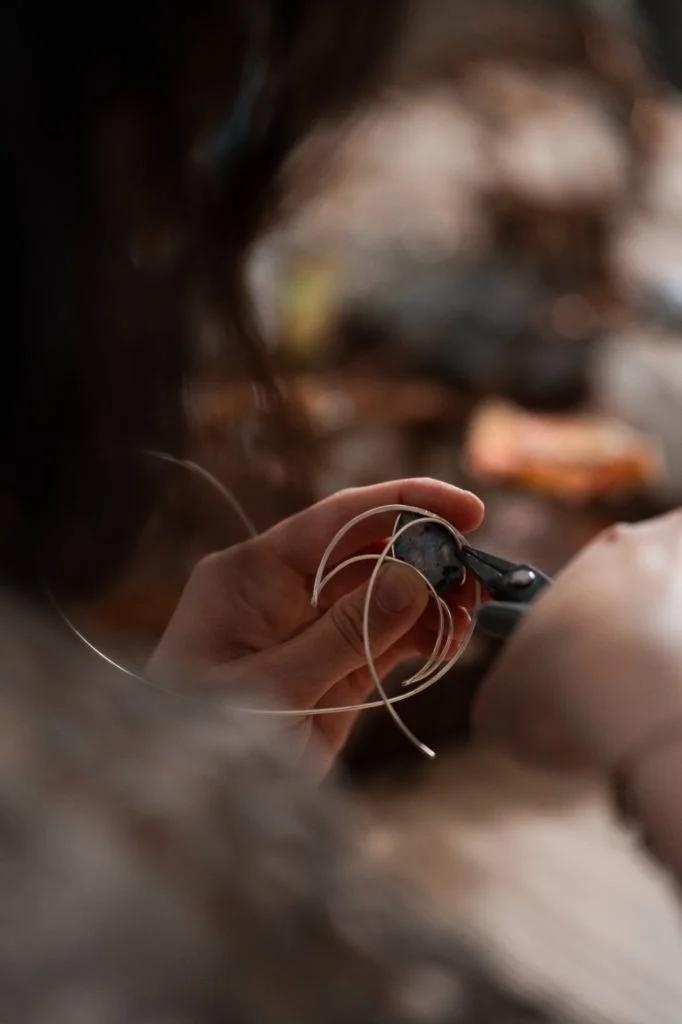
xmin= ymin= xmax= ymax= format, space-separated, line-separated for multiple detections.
xmin=247 ymin=562 xmax=429 ymax=709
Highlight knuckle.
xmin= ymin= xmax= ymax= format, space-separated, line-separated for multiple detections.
xmin=397 ymin=477 xmax=436 ymax=500
xmin=601 ymin=521 xmax=632 ymax=544
xmin=329 ymin=599 xmax=367 ymax=659
xmin=192 ymin=551 xmax=224 ymax=584
xmin=189 ymin=549 xmax=242 ymax=598
xmin=192 ymin=542 xmax=254 ymax=587
xmin=336 ymin=485 xmax=362 ymax=504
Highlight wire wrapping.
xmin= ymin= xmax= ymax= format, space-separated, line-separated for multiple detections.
xmin=312 ymin=505 xmax=480 ymax=757
xmin=51 ymin=454 xmax=480 ymax=758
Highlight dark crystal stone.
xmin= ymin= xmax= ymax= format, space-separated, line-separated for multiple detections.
xmin=393 ymin=512 xmax=465 ymax=594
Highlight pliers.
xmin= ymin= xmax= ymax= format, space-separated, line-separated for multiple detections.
xmin=393 ymin=513 xmax=552 ymax=640
xmin=455 ymin=544 xmax=552 ymax=639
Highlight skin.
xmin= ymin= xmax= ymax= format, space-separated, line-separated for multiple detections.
xmin=474 ymin=509 xmax=682 ymax=878
xmin=149 ymin=478 xmax=484 ymax=770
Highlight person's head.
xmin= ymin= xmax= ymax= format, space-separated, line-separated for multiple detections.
xmin=0 ymin=0 xmax=405 ymax=598
xmin=0 ymin=596 xmax=563 ymax=1024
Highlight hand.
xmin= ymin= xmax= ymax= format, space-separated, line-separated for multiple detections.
xmin=474 ymin=510 xmax=682 ymax=773
xmin=149 ymin=479 xmax=483 ymax=770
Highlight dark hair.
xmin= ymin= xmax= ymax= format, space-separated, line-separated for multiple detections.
xmin=0 ymin=0 xmax=405 ymax=597
xmin=0 ymin=597 xmax=563 ymax=1024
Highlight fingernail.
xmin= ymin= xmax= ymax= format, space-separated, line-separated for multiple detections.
xmin=375 ymin=563 xmax=421 ymax=614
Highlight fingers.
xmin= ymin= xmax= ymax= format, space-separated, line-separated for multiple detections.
xmin=314 ymin=648 xmax=436 ymax=759
xmin=239 ymin=561 xmax=430 ymax=709
xmin=316 ymin=558 xmax=481 ymax=612
xmin=264 ymin=479 xmax=484 ymax=576
xmin=310 ymin=554 xmax=475 ymax=662
xmin=312 ymin=672 xmax=377 ymax=757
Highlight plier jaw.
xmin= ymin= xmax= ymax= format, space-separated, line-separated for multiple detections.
xmin=455 ymin=543 xmax=553 ymax=639
xmin=455 ymin=544 xmax=552 ymax=605
xmin=393 ymin=513 xmax=552 ymax=639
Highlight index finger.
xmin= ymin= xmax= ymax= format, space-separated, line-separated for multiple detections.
xmin=263 ymin=478 xmax=484 ymax=576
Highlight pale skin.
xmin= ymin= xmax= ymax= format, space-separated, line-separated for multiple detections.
xmin=149 ymin=478 xmax=484 ymax=771
xmin=474 ymin=508 xmax=682 ymax=879
xmin=151 ymin=483 xmax=682 ymax=868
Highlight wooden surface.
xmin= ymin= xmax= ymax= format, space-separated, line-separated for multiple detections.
xmin=360 ymin=750 xmax=682 ymax=1024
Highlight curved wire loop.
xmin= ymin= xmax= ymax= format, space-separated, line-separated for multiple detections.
xmin=50 ymin=455 xmax=480 ymax=758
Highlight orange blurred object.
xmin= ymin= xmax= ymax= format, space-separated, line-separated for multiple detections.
xmin=465 ymin=400 xmax=663 ymax=502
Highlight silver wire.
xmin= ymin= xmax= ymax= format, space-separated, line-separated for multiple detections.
xmin=140 ymin=450 xmax=259 ymax=540
xmin=312 ymin=505 xmax=479 ymax=757
xmin=50 ymin=455 xmax=480 ymax=758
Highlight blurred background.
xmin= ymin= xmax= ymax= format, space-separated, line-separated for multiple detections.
xmin=74 ymin=3 xmax=682 ymax=1020
xmin=88 ymin=0 xmax=682 ymax=774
